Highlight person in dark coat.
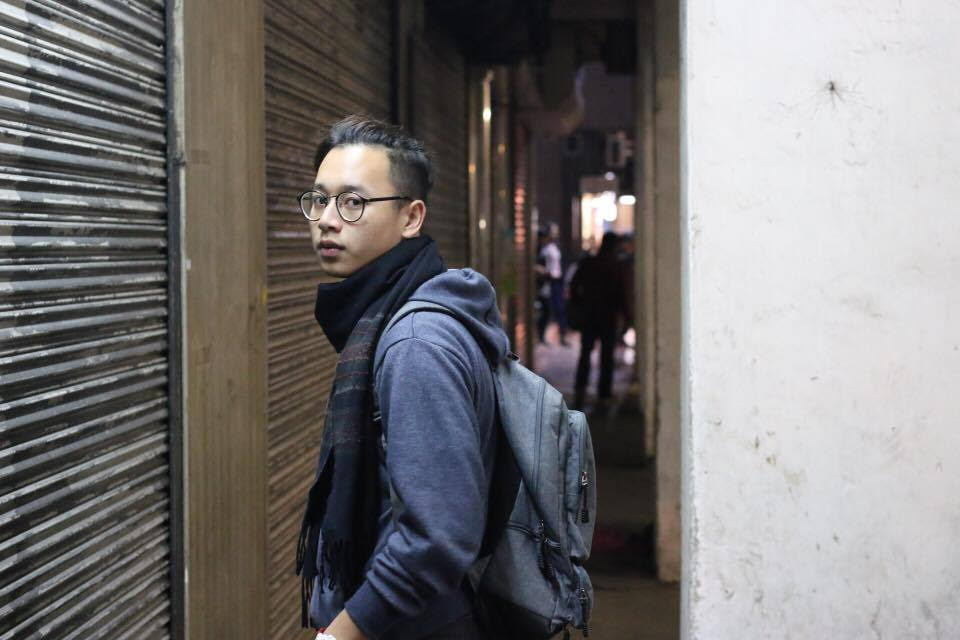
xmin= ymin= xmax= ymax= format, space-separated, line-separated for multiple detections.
xmin=569 ymin=231 xmax=630 ymax=408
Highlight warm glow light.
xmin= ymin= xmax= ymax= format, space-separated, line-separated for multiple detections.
xmin=591 ymin=191 xmax=618 ymax=222
xmin=482 ymin=107 xmax=492 ymax=122
xmin=618 ymin=194 xmax=636 ymax=206
xmin=479 ymin=219 xmax=487 ymax=230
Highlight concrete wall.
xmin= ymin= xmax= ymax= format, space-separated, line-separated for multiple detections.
xmin=682 ymin=1 xmax=960 ymax=637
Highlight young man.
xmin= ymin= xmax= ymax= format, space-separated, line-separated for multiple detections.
xmin=295 ymin=116 xmax=508 ymax=640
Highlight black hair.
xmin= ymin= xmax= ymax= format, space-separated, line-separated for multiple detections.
xmin=313 ymin=115 xmax=434 ymax=204
xmin=599 ymin=231 xmax=621 ymax=256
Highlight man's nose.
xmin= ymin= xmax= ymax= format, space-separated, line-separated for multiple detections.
xmin=315 ymin=197 xmax=341 ymax=232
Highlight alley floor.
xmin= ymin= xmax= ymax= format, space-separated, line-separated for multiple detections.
xmin=533 ymin=328 xmax=679 ymax=640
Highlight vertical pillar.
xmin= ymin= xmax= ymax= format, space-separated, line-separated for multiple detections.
xmin=524 ymin=134 xmax=538 ymax=366
xmin=653 ymin=0 xmax=683 ymax=583
xmin=174 ymin=0 xmax=268 ymax=636
xmin=391 ymin=0 xmax=423 ymax=128
xmin=468 ymin=68 xmax=494 ymax=274
xmin=637 ymin=1 xmax=658 ymax=457
xmin=468 ymin=69 xmax=495 ymax=277
xmin=491 ymin=67 xmax=513 ymax=302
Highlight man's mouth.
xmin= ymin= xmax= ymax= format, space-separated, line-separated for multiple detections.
xmin=317 ymin=240 xmax=344 ymax=258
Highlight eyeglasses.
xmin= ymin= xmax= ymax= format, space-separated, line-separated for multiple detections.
xmin=297 ymin=190 xmax=412 ymax=223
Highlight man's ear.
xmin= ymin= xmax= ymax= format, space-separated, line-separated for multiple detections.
xmin=400 ymin=199 xmax=426 ymax=238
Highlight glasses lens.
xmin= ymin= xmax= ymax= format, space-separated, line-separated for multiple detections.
xmin=337 ymin=192 xmax=365 ymax=222
xmin=300 ymin=192 xmax=327 ymax=220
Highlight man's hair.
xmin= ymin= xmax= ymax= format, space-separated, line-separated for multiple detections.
xmin=313 ymin=115 xmax=434 ymax=204
xmin=599 ymin=231 xmax=621 ymax=256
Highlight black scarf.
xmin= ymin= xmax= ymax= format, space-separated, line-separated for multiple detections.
xmin=296 ymin=235 xmax=445 ymax=627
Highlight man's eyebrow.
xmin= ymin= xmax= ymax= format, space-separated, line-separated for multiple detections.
xmin=312 ymin=183 xmax=367 ymax=194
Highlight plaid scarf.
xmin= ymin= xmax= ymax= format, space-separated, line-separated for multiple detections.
xmin=296 ymin=236 xmax=444 ymax=627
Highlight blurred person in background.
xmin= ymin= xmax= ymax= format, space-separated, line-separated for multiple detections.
xmin=534 ymin=228 xmax=552 ymax=344
xmin=568 ymin=231 xmax=630 ymax=409
xmin=537 ymin=223 xmax=569 ymax=346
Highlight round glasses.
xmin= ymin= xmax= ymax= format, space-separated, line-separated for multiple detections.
xmin=298 ymin=190 xmax=412 ymax=223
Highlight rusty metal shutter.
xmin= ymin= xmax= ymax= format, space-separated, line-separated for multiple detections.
xmin=264 ymin=2 xmax=392 ymax=637
xmin=411 ymin=26 xmax=468 ymax=267
xmin=512 ymin=123 xmax=532 ymax=363
xmin=0 ymin=1 xmax=172 ymax=638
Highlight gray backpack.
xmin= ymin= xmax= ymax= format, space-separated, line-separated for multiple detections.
xmin=383 ymin=301 xmax=597 ymax=639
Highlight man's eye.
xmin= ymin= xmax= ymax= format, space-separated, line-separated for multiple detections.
xmin=344 ymin=197 xmax=363 ymax=208
xmin=313 ymin=194 xmax=329 ymax=206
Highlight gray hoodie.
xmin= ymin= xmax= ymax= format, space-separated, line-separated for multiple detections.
xmin=309 ymin=268 xmax=510 ymax=639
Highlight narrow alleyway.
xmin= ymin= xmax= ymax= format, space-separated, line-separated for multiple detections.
xmin=533 ymin=328 xmax=679 ymax=639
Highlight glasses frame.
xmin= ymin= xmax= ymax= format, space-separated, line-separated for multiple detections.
xmin=297 ymin=190 xmax=413 ymax=223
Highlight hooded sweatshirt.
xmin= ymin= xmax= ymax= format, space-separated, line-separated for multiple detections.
xmin=309 ymin=268 xmax=510 ymax=639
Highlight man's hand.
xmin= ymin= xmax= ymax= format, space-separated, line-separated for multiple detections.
xmin=323 ymin=609 xmax=367 ymax=640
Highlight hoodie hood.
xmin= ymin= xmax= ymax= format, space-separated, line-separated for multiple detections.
xmin=406 ymin=268 xmax=510 ymax=363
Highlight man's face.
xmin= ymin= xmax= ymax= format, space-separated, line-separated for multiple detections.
xmin=309 ymin=144 xmax=420 ymax=278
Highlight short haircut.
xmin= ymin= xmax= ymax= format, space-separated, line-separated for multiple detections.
xmin=313 ymin=115 xmax=434 ymax=203
xmin=599 ymin=231 xmax=621 ymax=255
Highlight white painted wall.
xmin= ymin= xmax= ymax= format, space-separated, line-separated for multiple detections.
xmin=682 ymin=1 xmax=960 ymax=638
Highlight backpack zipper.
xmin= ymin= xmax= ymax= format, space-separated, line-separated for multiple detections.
xmin=537 ymin=520 xmax=556 ymax=582
xmin=579 ymin=469 xmax=590 ymax=523
xmin=579 ymin=586 xmax=591 ymax=636
xmin=506 ymin=521 xmax=560 ymax=582
xmin=578 ymin=417 xmax=590 ymax=524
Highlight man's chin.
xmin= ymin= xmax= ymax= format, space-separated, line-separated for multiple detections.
xmin=318 ymin=257 xmax=352 ymax=280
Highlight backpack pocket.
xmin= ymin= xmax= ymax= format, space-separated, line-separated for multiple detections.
xmin=568 ymin=561 xmax=593 ymax=635
xmin=564 ymin=410 xmax=596 ymax=560
xmin=478 ymin=515 xmax=567 ymax=639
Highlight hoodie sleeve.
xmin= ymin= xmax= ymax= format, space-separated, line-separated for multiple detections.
xmin=344 ymin=331 xmax=487 ymax=638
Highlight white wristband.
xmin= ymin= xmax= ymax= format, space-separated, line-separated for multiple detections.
xmin=315 ymin=633 xmax=336 ymax=640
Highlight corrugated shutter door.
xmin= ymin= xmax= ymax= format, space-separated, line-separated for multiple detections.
xmin=513 ymin=123 xmax=530 ymax=360
xmin=0 ymin=2 xmax=172 ymax=638
xmin=412 ymin=27 xmax=468 ymax=268
xmin=264 ymin=2 xmax=392 ymax=637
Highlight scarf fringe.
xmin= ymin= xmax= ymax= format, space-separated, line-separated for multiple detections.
xmin=321 ymin=537 xmax=356 ymax=593
xmin=296 ymin=521 xmax=360 ymax=628
xmin=296 ymin=517 xmax=318 ymax=628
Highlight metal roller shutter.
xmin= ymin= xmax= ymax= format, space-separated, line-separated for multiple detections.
xmin=264 ymin=1 xmax=392 ymax=636
xmin=411 ymin=26 xmax=468 ymax=267
xmin=512 ymin=123 xmax=531 ymax=362
xmin=0 ymin=1 xmax=172 ymax=638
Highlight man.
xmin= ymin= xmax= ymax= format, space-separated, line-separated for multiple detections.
xmin=538 ymin=223 xmax=569 ymax=346
xmin=569 ymin=231 xmax=629 ymax=409
xmin=295 ymin=116 xmax=508 ymax=640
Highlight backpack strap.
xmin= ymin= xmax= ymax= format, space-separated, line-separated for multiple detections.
xmin=382 ymin=300 xmax=458 ymax=338
xmin=373 ymin=300 xmax=463 ymax=423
